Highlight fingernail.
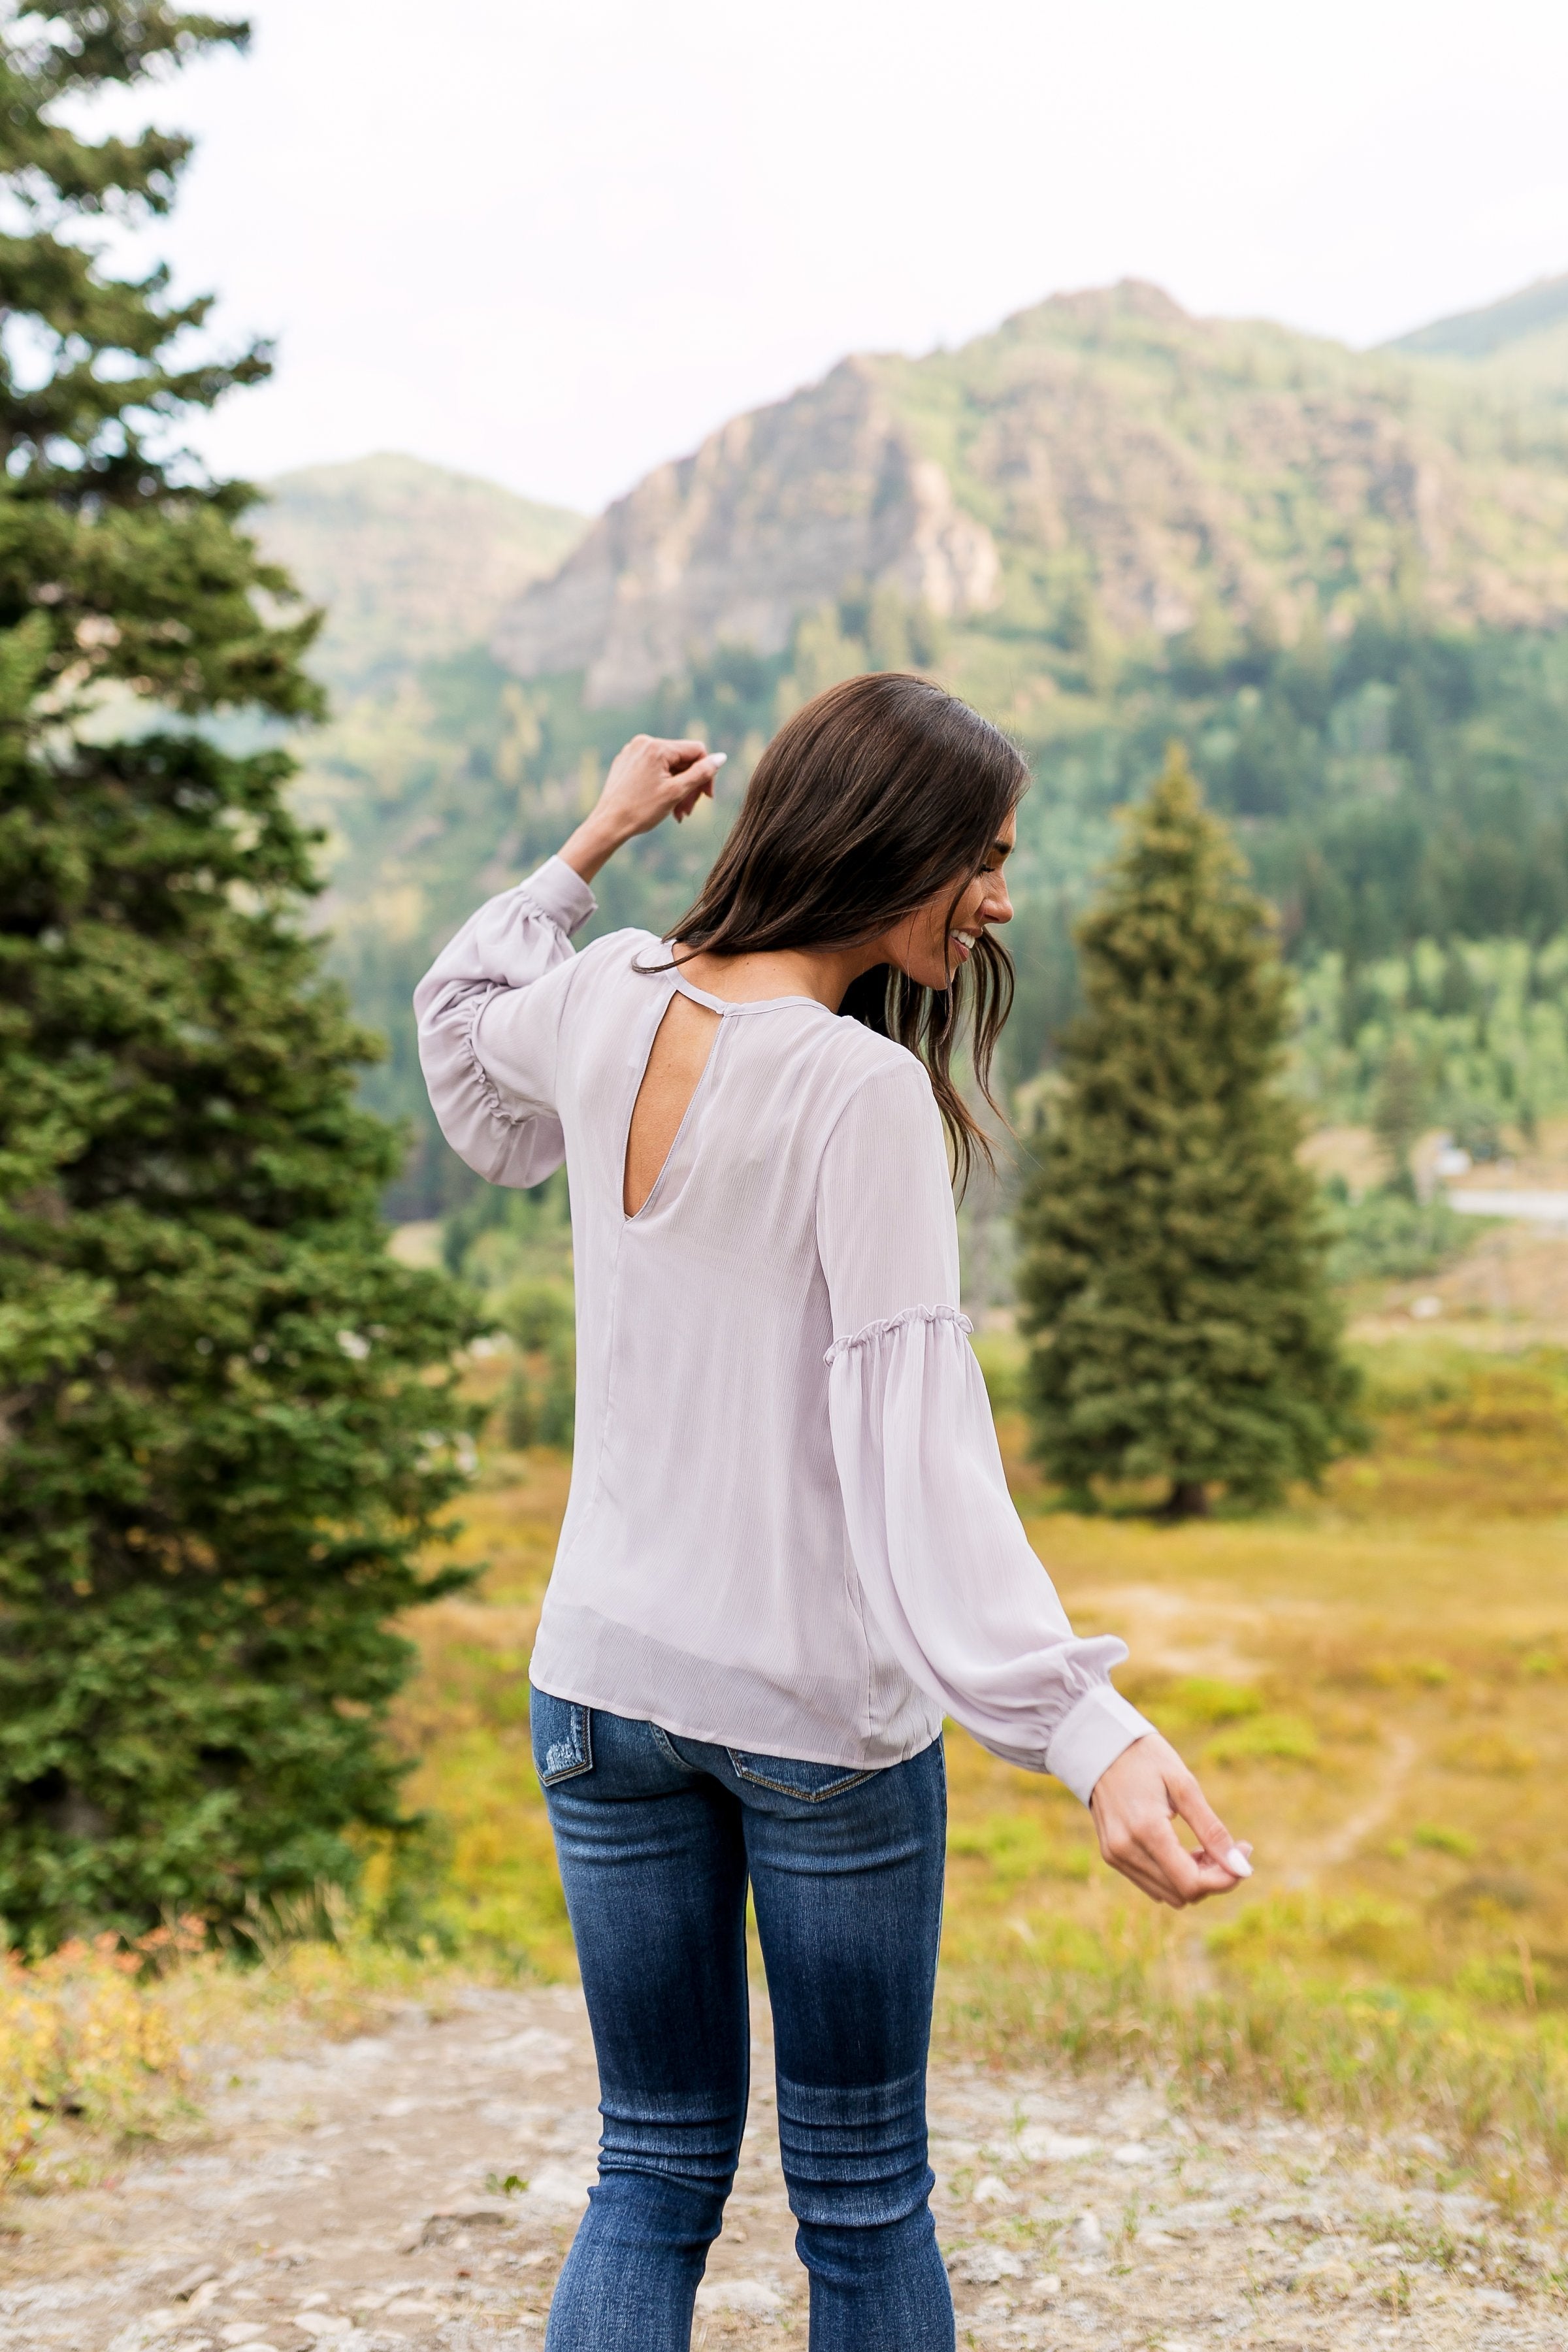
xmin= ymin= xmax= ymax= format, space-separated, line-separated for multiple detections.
xmin=1224 ymin=1846 xmax=1253 ymax=1878
xmin=711 ymin=751 xmax=727 ymax=766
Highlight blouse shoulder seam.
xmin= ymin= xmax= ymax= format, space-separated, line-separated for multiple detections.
xmin=823 ymin=1303 xmax=974 ymax=1365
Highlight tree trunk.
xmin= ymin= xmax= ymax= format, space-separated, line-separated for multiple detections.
xmin=1164 ymin=1478 xmax=1210 ymax=1519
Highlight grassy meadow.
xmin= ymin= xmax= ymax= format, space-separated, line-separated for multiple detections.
xmin=5 ymin=1222 xmax=1568 ymax=2211
xmin=376 ymin=1296 xmax=1568 ymax=2206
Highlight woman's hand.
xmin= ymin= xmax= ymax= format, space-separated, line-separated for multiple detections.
xmin=1089 ymin=1733 xmax=1252 ymax=1908
xmin=560 ymin=736 xmax=727 ymax=884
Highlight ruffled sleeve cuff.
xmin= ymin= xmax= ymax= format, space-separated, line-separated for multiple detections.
xmin=1045 ymin=1683 xmax=1154 ymax=1806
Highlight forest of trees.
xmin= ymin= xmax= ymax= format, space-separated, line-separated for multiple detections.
xmin=301 ymin=589 xmax=1568 ymax=1216
xmin=0 ymin=2 xmax=476 ymax=1942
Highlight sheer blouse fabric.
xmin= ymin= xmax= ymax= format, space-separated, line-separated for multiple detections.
xmin=414 ymin=857 xmax=1152 ymax=1804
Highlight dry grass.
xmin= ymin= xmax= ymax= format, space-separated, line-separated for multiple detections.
xmin=944 ymin=1331 xmax=1568 ymax=2200
xmin=378 ymin=1407 xmax=576 ymax=1976
xmin=0 ymin=1904 xmax=475 ymax=2193
xmin=1350 ymin=1222 xmax=1568 ymax=1345
xmin=0 ymin=1930 xmax=195 ymax=2189
xmin=376 ymin=1330 xmax=1568 ymax=2201
xmin=8 ymin=1313 xmax=1568 ymax=2206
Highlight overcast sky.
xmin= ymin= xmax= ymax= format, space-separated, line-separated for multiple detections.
xmin=78 ymin=0 xmax=1568 ymax=514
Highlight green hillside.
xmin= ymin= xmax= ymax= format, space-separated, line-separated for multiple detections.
xmin=1382 ymin=271 xmax=1568 ymax=397
xmin=255 ymin=453 xmax=585 ymax=693
xmin=1386 ymin=271 xmax=1568 ymax=359
xmin=290 ymin=600 xmax=1568 ymax=1218
xmin=881 ymin=277 xmax=1568 ymax=642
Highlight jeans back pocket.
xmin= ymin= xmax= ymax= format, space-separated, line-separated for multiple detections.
xmin=530 ymin=1685 xmax=595 ymax=1786
xmin=726 ymin=1748 xmax=875 ymax=1803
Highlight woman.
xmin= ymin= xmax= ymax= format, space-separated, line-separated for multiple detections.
xmin=416 ymin=675 xmax=1250 ymax=2352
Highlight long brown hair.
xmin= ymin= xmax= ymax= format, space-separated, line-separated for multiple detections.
xmin=669 ymin=673 xmax=1027 ymax=1190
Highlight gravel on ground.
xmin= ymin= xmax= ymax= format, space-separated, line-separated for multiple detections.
xmin=1 ymin=1981 xmax=1563 ymax=2350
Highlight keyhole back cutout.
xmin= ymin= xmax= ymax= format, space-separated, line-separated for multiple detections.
xmin=624 ymin=990 xmax=721 ymax=1219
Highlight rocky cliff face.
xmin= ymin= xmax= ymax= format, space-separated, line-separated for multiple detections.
xmin=491 ymin=280 xmax=1568 ymax=706
xmin=929 ymin=288 xmax=1509 ymax=638
xmin=490 ymin=358 xmax=1000 ymax=706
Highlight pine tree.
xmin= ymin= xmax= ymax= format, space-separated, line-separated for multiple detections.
xmin=1015 ymin=747 xmax=1360 ymax=1515
xmin=0 ymin=6 xmax=476 ymax=1943
xmin=1371 ymin=1037 xmax=1428 ymax=1190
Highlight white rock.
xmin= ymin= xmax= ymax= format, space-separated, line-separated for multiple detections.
xmin=1075 ymin=2210 xmax=1103 ymax=2251
xmin=220 ymin=2331 xmax=270 ymax=2348
xmin=1112 ymin=2140 xmax=1154 ymax=2165
xmin=339 ymin=2034 xmax=392 ymax=2061
xmin=694 ymin=2279 xmax=785 ymax=2314
xmin=521 ymin=2161 xmax=593 ymax=2210
xmin=1017 ymin=2127 xmax=1097 ymax=2162
xmin=486 ymin=2027 xmax=573 ymax=2068
xmin=293 ymin=2319 xmax=352 ymax=2341
xmin=972 ymin=2173 xmax=1017 ymax=2205
xmin=961 ymin=2246 xmax=1026 ymax=2283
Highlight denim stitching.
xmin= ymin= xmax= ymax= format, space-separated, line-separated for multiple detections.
xmin=649 ymin=1722 xmax=701 ymax=1772
xmin=726 ymin=1753 xmax=875 ymax=1802
xmin=537 ymin=1701 xmax=594 ymax=1785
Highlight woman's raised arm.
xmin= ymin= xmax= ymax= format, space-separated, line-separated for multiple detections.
xmin=414 ymin=735 xmax=721 ymax=1188
xmin=559 ymin=736 xmax=725 ymax=883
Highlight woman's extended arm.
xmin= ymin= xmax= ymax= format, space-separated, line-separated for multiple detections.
xmin=1088 ymin=1734 xmax=1251 ymax=1907
xmin=818 ymin=1060 xmax=1250 ymax=1910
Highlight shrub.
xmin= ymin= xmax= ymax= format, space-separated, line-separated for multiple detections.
xmin=1326 ymin=1184 xmax=1476 ymax=1282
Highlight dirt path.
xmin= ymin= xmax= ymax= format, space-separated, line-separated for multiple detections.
xmin=1304 ymin=1729 xmax=1420 ymax=1879
xmin=1 ymin=1982 xmax=1563 ymax=2351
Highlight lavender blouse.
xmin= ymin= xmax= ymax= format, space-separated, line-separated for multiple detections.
xmin=414 ymin=856 xmax=1152 ymax=1803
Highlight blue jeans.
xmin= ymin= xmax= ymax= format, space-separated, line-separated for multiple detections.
xmin=531 ymin=1687 xmax=954 ymax=2352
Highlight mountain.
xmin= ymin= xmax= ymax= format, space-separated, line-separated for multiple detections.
xmin=254 ymin=453 xmax=585 ymax=693
xmin=244 ymin=287 xmax=1568 ymax=1218
xmin=492 ymin=279 xmax=1568 ymax=710
xmin=1382 ymin=270 xmax=1568 ymax=367
xmin=491 ymin=358 xmax=1000 ymax=705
